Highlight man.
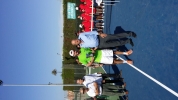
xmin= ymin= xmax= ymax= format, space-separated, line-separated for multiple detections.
xmin=82 ymin=28 xmax=103 ymax=33
xmin=69 ymin=48 xmax=133 ymax=67
xmin=77 ymin=72 xmax=124 ymax=87
xmin=79 ymin=21 xmax=104 ymax=31
xmin=84 ymin=0 xmax=92 ymax=7
xmin=78 ymin=13 xmax=92 ymax=21
xmin=81 ymin=7 xmax=103 ymax=15
xmin=71 ymin=31 xmax=136 ymax=49
xmin=78 ymin=13 xmax=104 ymax=21
xmin=79 ymin=4 xmax=86 ymax=10
xmin=79 ymin=21 xmax=94 ymax=29
xmin=80 ymin=83 xmax=128 ymax=99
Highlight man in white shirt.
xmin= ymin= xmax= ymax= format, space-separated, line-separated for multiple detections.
xmin=77 ymin=72 xmax=125 ymax=87
xmin=80 ymin=82 xmax=128 ymax=99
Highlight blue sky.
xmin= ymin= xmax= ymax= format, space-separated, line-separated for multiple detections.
xmin=0 ymin=0 xmax=65 ymax=100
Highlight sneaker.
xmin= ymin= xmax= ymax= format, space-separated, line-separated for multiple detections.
xmin=123 ymin=82 xmax=126 ymax=87
xmin=102 ymin=23 xmax=104 ymax=25
xmin=125 ymin=96 xmax=129 ymax=100
xmin=131 ymin=32 xmax=137 ymax=38
xmin=129 ymin=39 xmax=134 ymax=46
xmin=126 ymin=60 xmax=133 ymax=64
xmin=119 ymin=78 xmax=124 ymax=82
xmin=125 ymin=90 xmax=129 ymax=95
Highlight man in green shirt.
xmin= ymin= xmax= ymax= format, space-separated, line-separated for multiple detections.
xmin=69 ymin=48 xmax=133 ymax=67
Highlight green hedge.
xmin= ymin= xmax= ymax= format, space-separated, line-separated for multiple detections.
xmin=62 ymin=0 xmax=80 ymax=64
xmin=62 ymin=64 xmax=85 ymax=91
xmin=62 ymin=0 xmax=85 ymax=91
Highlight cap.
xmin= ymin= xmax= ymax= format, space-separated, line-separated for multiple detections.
xmin=69 ymin=50 xmax=74 ymax=56
xmin=79 ymin=24 xmax=83 ymax=28
xmin=75 ymin=7 xmax=79 ymax=10
xmin=96 ymin=0 xmax=102 ymax=6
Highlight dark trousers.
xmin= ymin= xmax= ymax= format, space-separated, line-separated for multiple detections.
xmin=98 ymin=32 xmax=131 ymax=49
xmin=101 ymin=74 xmax=123 ymax=84
xmin=102 ymin=73 xmax=119 ymax=78
xmin=101 ymin=84 xmax=126 ymax=96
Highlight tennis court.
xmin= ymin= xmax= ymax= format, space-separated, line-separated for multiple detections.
xmin=101 ymin=0 xmax=178 ymax=100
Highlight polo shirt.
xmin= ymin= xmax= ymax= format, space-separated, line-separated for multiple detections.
xmin=78 ymin=48 xmax=92 ymax=65
xmin=83 ymin=75 xmax=102 ymax=87
xmin=78 ymin=48 xmax=102 ymax=65
xmin=84 ymin=27 xmax=91 ymax=32
xmin=85 ymin=0 xmax=92 ymax=7
xmin=79 ymin=4 xmax=86 ymax=10
xmin=81 ymin=13 xmax=91 ymax=21
xmin=78 ymin=31 xmax=99 ymax=48
xmin=87 ymin=83 xmax=102 ymax=97
xmin=80 ymin=0 xmax=85 ymax=2
xmin=82 ymin=7 xmax=96 ymax=14
xmin=82 ymin=21 xmax=93 ymax=28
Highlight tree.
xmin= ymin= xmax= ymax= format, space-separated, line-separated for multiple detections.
xmin=52 ymin=69 xmax=58 ymax=76
xmin=0 ymin=80 xmax=3 ymax=86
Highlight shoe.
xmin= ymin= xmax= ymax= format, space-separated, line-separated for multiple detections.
xmin=125 ymin=96 xmax=129 ymax=100
xmin=125 ymin=90 xmax=129 ymax=95
xmin=102 ymin=23 xmax=104 ymax=25
xmin=119 ymin=70 xmax=122 ymax=78
xmin=116 ymin=70 xmax=122 ymax=78
xmin=126 ymin=49 xmax=133 ymax=55
xmin=131 ymin=32 xmax=137 ymax=38
xmin=119 ymin=78 xmax=124 ymax=82
xmin=129 ymin=39 xmax=134 ymax=46
xmin=126 ymin=60 xmax=133 ymax=64
xmin=123 ymin=82 xmax=126 ymax=87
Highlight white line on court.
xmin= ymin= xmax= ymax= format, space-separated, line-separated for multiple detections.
xmin=115 ymin=55 xmax=178 ymax=98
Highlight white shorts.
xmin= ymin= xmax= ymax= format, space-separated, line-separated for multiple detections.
xmin=100 ymin=50 xmax=113 ymax=64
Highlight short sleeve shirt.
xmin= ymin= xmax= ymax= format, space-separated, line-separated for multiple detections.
xmin=78 ymin=48 xmax=102 ymax=65
xmin=78 ymin=31 xmax=99 ymax=48
xmin=87 ymin=83 xmax=102 ymax=97
xmin=81 ymin=13 xmax=91 ymax=21
xmin=83 ymin=75 xmax=102 ymax=87
xmin=78 ymin=48 xmax=92 ymax=65
xmin=82 ymin=21 xmax=93 ymax=28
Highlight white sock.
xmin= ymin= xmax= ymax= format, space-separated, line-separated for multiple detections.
xmin=123 ymin=52 xmax=127 ymax=55
xmin=123 ymin=60 xmax=127 ymax=63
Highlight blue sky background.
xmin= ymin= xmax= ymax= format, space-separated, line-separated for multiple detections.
xmin=0 ymin=0 xmax=65 ymax=100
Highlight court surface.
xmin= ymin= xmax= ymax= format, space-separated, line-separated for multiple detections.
xmin=102 ymin=0 xmax=178 ymax=100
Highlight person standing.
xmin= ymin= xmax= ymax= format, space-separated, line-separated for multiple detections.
xmin=71 ymin=31 xmax=136 ymax=49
